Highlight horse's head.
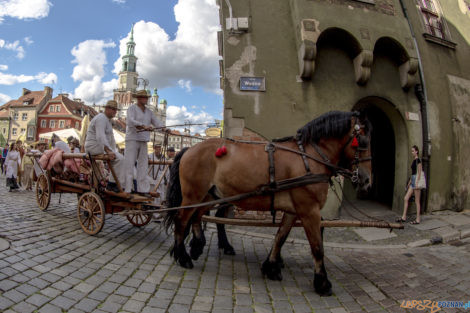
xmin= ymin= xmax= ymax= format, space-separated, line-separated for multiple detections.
xmin=341 ymin=112 xmax=372 ymax=193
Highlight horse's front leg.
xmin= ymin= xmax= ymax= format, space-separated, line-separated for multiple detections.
xmin=299 ymin=206 xmax=332 ymax=296
xmin=189 ymin=207 xmax=211 ymax=260
xmin=215 ymin=204 xmax=235 ymax=255
xmin=172 ymin=208 xmax=196 ymax=269
xmin=262 ymin=212 xmax=296 ymax=281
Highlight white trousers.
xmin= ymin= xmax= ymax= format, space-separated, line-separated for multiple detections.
xmin=85 ymin=146 xmax=126 ymax=186
xmin=125 ymin=140 xmax=150 ymax=193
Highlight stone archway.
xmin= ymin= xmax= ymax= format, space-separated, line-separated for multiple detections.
xmin=344 ymin=97 xmax=408 ymax=211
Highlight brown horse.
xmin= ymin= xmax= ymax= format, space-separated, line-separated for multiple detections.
xmin=164 ymin=111 xmax=372 ymax=296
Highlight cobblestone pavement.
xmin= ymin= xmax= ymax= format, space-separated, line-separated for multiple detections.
xmin=1 ymin=185 xmax=470 ymax=313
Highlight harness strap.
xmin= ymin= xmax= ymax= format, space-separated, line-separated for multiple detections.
xmin=311 ymin=143 xmax=330 ymax=163
xmin=296 ymin=133 xmax=311 ymax=173
xmin=265 ymin=142 xmax=277 ymax=223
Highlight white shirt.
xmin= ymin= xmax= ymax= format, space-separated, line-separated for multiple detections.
xmin=85 ymin=113 xmax=116 ymax=154
xmin=126 ymin=104 xmax=163 ymax=142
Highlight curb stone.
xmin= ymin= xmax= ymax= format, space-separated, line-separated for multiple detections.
xmin=0 ymin=237 xmax=9 ymax=252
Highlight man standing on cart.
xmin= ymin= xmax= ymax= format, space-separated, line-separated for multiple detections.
xmin=125 ymin=90 xmax=165 ymax=196
xmin=85 ymin=100 xmax=126 ymax=193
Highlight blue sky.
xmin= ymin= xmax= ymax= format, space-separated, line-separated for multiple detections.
xmin=0 ymin=0 xmax=222 ymax=133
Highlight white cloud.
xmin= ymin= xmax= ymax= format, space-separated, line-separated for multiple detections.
xmin=166 ymin=105 xmax=215 ymax=134
xmin=113 ymin=0 xmax=221 ymax=94
xmin=24 ymin=37 xmax=34 ymax=45
xmin=0 ymin=71 xmax=57 ymax=85
xmin=0 ymin=0 xmax=52 ymax=23
xmin=71 ymin=40 xmax=117 ymax=104
xmin=112 ymin=0 xmax=126 ymax=3
xmin=36 ymin=72 xmax=57 ymax=84
xmin=0 ymin=39 xmax=25 ymax=59
xmin=0 ymin=93 xmax=11 ymax=105
xmin=178 ymin=79 xmax=192 ymax=93
xmin=0 ymin=65 xmax=8 ymax=71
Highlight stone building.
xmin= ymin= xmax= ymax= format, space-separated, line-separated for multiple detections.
xmin=218 ymin=0 xmax=470 ymax=213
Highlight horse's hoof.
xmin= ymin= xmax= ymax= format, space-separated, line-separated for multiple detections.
xmin=276 ymin=256 xmax=285 ymax=268
xmin=178 ymin=258 xmax=194 ymax=269
xmin=314 ymin=274 xmax=332 ymax=296
xmin=223 ymin=246 xmax=236 ymax=255
xmin=190 ymin=247 xmax=202 ymax=260
xmin=261 ymin=260 xmax=283 ymax=281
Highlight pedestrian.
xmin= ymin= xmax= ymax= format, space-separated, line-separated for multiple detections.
xmin=5 ymin=142 xmax=20 ymax=192
xmin=167 ymin=146 xmax=176 ymax=159
xmin=21 ymin=145 xmax=34 ymax=190
xmin=148 ymin=143 xmax=167 ymax=204
xmin=31 ymin=142 xmax=47 ymax=182
xmin=16 ymin=140 xmax=24 ymax=186
xmin=68 ymin=137 xmax=81 ymax=153
xmin=0 ymin=144 xmax=7 ymax=175
xmin=124 ymin=90 xmax=166 ymax=196
xmin=397 ymin=145 xmax=426 ymax=224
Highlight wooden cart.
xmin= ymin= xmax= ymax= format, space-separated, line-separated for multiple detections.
xmin=29 ymin=152 xmax=171 ymax=235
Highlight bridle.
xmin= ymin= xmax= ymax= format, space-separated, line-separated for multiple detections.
xmin=344 ymin=117 xmax=372 ymax=183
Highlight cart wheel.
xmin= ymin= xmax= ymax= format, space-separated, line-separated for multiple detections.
xmin=126 ymin=211 xmax=152 ymax=227
xmin=77 ymin=192 xmax=105 ymax=235
xmin=36 ymin=174 xmax=51 ymax=211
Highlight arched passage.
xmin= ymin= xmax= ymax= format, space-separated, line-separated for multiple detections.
xmin=345 ymin=97 xmax=408 ymax=210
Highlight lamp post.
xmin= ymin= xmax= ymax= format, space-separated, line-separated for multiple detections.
xmin=6 ymin=110 xmax=13 ymax=144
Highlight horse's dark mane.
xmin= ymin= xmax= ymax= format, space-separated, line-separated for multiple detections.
xmin=297 ymin=111 xmax=360 ymax=144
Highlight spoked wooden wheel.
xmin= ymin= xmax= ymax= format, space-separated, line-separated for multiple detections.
xmin=126 ymin=210 xmax=152 ymax=227
xmin=77 ymin=192 xmax=105 ymax=235
xmin=36 ymin=174 xmax=51 ymax=211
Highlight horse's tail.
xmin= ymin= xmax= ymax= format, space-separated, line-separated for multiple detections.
xmin=164 ymin=147 xmax=190 ymax=232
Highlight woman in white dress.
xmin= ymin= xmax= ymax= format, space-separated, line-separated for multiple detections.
xmin=5 ymin=142 xmax=21 ymax=191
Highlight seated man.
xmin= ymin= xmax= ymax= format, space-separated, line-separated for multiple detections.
xmin=84 ymin=100 xmax=126 ymax=192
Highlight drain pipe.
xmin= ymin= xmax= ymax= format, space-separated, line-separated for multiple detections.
xmin=398 ymin=0 xmax=431 ymax=212
xmin=224 ymin=0 xmax=234 ymax=31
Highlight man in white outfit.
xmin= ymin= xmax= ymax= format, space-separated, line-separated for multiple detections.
xmin=125 ymin=90 xmax=164 ymax=196
xmin=85 ymin=100 xmax=126 ymax=192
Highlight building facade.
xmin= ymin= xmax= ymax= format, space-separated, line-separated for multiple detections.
xmin=218 ymin=0 xmax=470 ymax=213
xmin=0 ymin=87 xmax=53 ymax=143
xmin=37 ymin=94 xmax=97 ymax=139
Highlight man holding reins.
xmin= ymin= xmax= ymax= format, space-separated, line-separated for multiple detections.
xmin=125 ymin=90 xmax=166 ymax=196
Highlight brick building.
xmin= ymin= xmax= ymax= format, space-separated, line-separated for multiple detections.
xmin=37 ymin=94 xmax=97 ymax=140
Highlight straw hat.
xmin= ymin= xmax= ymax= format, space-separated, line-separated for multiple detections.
xmin=132 ymin=90 xmax=150 ymax=98
xmin=105 ymin=100 xmax=120 ymax=110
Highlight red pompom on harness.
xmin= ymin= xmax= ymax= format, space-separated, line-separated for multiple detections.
xmin=351 ymin=137 xmax=359 ymax=148
xmin=215 ymin=146 xmax=227 ymax=158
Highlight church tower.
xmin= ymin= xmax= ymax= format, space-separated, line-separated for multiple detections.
xmin=114 ymin=25 xmax=138 ymax=117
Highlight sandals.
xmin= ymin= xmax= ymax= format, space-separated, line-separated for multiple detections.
xmin=395 ymin=217 xmax=406 ymax=223
xmin=410 ymin=220 xmax=420 ymax=225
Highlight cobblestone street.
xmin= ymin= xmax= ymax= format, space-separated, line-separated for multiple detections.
xmin=1 ymin=185 xmax=470 ymax=313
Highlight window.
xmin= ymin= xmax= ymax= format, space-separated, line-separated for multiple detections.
xmin=22 ymin=113 xmax=28 ymax=121
xmin=49 ymin=106 xmax=54 ymax=112
xmin=75 ymin=122 xmax=80 ymax=129
xmin=41 ymin=120 xmax=46 ymax=128
xmin=20 ymin=128 xmax=25 ymax=134
xmin=56 ymin=105 xmax=61 ymax=112
xmin=27 ymin=127 xmax=34 ymax=138
xmin=50 ymin=120 xmax=56 ymax=128
xmin=23 ymin=101 xmax=29 ymax=105
xmin=2 ymin=128 xmax=5 ymax=134
xmin=59 ymin=120 xmax=65 ymax=128
xmin=13 ymin=112 xmax=18 ymax=120
xmin=12 ymin=128 xmax=17 ymax=135
xmin=417 ymin=0 xmax=447 ymax=39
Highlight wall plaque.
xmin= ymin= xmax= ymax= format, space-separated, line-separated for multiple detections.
xmin=239 ymin=77 xmax=266 ymax=91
